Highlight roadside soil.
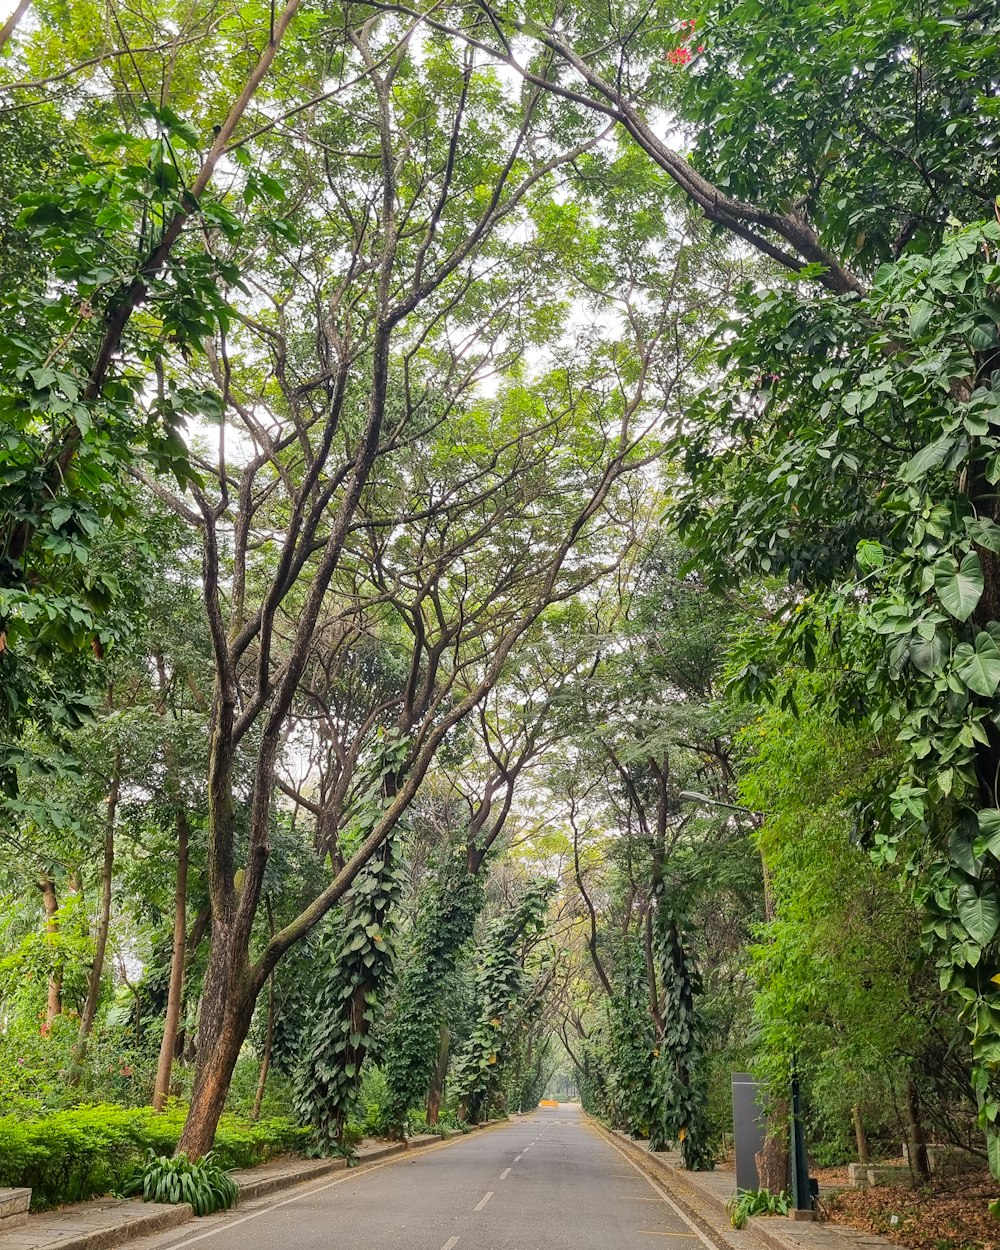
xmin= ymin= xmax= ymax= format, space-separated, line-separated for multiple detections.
xmin=822 ymin=1167 xmax=999 ymax=1250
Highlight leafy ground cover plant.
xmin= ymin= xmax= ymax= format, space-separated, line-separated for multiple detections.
xmin=123 ymin=1150 xmax=238 ymax=1215
xmin=0 ymin=1105 xmax=306 ymax=1208
xmin=727 ymin=1188 xmax=792 ymax=1229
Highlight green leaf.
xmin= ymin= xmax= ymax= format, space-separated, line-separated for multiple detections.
xmin=935 ymin=552 xmax=984 ymax=621
xmin=856 ymin=539 xmax=884 ymax=570
xmin=967 ymin=516 xmax=1000 ymax=553
xmin=909 ymin=300 xmax=935 ymax=338
xmin=956 ymin=632 xmax=1000 ymax=696
xmin=950 ymin=825 xmax=980 ymax=876
xmin=988 ymin=1130 xmax=1000 ymax=1181
xmin=978 ymin=809 xmax=1000 ymax=858
xmin=901 ymin=435 xmax=955 ymax=483
xmin=957 ymin=883 xmax=1000 ymax=946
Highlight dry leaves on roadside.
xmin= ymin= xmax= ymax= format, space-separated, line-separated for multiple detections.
xmin=829 ymin=1170 xmax=999 ymax=1250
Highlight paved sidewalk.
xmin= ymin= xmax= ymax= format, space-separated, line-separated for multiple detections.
xmin=600 ymin=1126 xmax=897 ymax=1250
xmin=0 ymin=1130 xmax=473 ymax=1250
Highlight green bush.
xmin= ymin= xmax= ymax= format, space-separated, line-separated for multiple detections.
xmin=0 ymin=1104 xmax=308 ymax=1209
xmin=123 ymin=1151 xmax=239 ymax=1215
xmin=357 ymin=1065 xmax=389 ymax=1138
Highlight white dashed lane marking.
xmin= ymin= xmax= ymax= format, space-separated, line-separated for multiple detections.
xmin=473 ymin=1192 xmax=494 ymax=1213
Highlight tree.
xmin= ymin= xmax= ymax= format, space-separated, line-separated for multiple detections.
xmin=385 ymin=0 xmax=1000 ymax=1171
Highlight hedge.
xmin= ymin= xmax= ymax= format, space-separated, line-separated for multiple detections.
xmin=0 ymin=1104 xmax=309 ymax=1209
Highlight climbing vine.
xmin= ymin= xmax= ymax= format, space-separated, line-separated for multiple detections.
xmin=602 ymin=945 xmax=660 ymax=1138
xmin=382 ymin=851 xmax=485 ymax=1133
xmin=650 ymin=906 xmax=714 ymax=1170
xmin=451 ymin=880 xmax=555 ymax=1123
xmin=293 ymin=837 xmax=401 ymax=1153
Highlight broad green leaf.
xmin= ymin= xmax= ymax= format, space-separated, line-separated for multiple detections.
xmin=901 ymin=434 xmax=955 ymax=483
xmin=856 ymin=539 xmax=884 ymax=570
xmin=956 ymin=632 xmax=1000 ymax=696
xmin=957 ymin=882 xmax=1000 ymax=946
xmin=909 ymin=300 xmax=934 ymax=338
xmin=979 ymin=809 xmax=1000 ymax=858
xmin=949 ymin=825 xmax=980 ymax=876
xmin=988 ymin=1130 xmax=1000 ymax=1181
xmin=935 ymin=552 xmax=984 ymax=621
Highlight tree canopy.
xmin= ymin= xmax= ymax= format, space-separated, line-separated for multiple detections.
xmin=2 ymin=0 xmax=1000 ymax=1230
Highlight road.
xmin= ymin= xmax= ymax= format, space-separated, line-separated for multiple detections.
xmin=141 ymin=1103 xmax=724 ymax=1250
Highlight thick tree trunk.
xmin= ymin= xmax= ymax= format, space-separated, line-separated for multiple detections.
xmin=176 ymin=916 xmax=256 ymax=1157
xmin=852 ymin=1104 xmax=869 ymax=1165
xmin=153 ymin=806 xmax=190 ymax=1110
xmin=38 ymin=877 xmax=62 ymax=1025
xmin=177 ymin=994 xmax=251 ymax=1156
xmin=755 ymin=1100 xmax=790 ymax=1193
xmin=426 ymin=1022 xmax=449 ymax=1125
xmin=905 ymin=1078 xmax=930 ymax=1182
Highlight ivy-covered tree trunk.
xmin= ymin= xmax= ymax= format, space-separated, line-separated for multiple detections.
xmin=649 ymin=908 xmax=714 ymax=1170
xmin=451 ymin=881 xmax=554 ymax=1124
xmin=426 ymin=1023 xmax=449 ymax=1125
xmin=294 ymin=839 xmax=400 ymax=1152
xmin=382 ymin=857 xmax=485 ymax=1133
xmin=606 ymin=950 xmax=659 ymax=1137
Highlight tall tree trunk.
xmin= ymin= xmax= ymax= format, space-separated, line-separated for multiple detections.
xmin=72 ymin=755 xmax=121 ymax=1076
xmin=37 ymin=876 xmax=62 ymax=1025
xmin=174 ymin=904 xmax=212 ymax=1062
xmin=426 ymin=1022 xmax=449 ymax=1125
xmin=755 ymin=1099 xmax=790 ymax=1193
xmin=176 ymin=946 xmax=254 ymax=1157
xmin=852 ymin=1105 xmax=870 ymax=1165
xmin=0 ymin=0 xmax=32 ymax=53
xmin=905 ymin=1077 xmax=930 ymax=1182
xmin=251 ymin=972 xmax=275 ymax=1121
xmin=153 ymin=805 xmax=190 ymax=1110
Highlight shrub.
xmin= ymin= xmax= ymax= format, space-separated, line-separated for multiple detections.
xmin=358 ymin=1065 xmax=389 ymax=1138
xmin=123 ymin=1151 xmax=238 ymax=1216
xmin=0 ymin=1104 xmax=309 ymax=1208
xmin=727 ymin=1188 xmax=792 ymax=1229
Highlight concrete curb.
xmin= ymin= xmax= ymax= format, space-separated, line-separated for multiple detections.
xmin=0 ymin=1121 xmax=502 ymax=1250
xmin=0 ymin=1201 xmax=193 ymax=1250
xmin=589 ymin=1120 xmax=896 ymax=1250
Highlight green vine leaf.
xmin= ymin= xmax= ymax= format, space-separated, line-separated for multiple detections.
xmin=955 ymin=632 xmax=1000 ymax=696
xmin=957 ymin=883 xmax=1000 ymax=946
xmin=935 ymin=552 xmax=984 ymax=622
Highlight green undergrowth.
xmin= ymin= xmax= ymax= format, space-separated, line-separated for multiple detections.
xmin=123 ymin=1151 xmax=239 ymax=1216
xmin=727 ymin=1188 xmax=792 ymax=1228
xmin=0 ymin=1104 xmax=308 ymax=1209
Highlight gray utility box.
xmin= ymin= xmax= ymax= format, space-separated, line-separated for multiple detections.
xmin=732 ymin=1073 xmax=767 ymax=1192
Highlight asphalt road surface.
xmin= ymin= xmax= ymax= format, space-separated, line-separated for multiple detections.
xmin=142 ymin=1103 xmax=723 ymax=1250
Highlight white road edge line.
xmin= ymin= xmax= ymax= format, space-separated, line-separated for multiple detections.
xmin=599 ymin=1133 xmax=723 ymax=1250
xmin=441 ymin=1238 xmax=460 ymax=1250
xmin=499 ymin=1168 xmax=511 ymax=1180
xmin=474 ymin=1191 xmax=494 ymax=1212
